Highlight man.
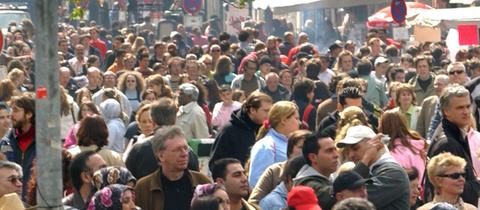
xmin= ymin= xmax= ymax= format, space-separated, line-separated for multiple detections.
xmin=447 ymin=62 xmax=469 ymax=85
xmin=279 ymin=32 xmax=295 ymax=56
xmin=317 ymin=54 xmax=335 ymax=87
xmin=59 ymin=67 xmax=79 ymax=97
xmin=125 ymin=97 xmax=199 ymax=179
xmin=408 ymin=55 xmax=435 ymax=105
xmin=63 ymin=151 xmax=107 ymax=209
xmin=294 ymin=132 xmax=339 ymax=210
xmin=106 ymin=48 xmax=126 ymax=73
xmin=104 ymin=35 xmax=124 ymax=70
xmin=0 ymin=94 xmax=35 ymax=198
xmin=332 ymin=171 xmax=368 ymax=202
xmin=257 ymin=56 xmax=272 ymax=80
xmin=176 ymin=83 xmax=209 ymax=140
xmin=238 ymin=29 xmax=254 ymax=54
xmin=58 ymin=39 xmax=74 ymax=60
xmin=426 ymin=84 xmax=480 ymax=206
xmin=135 ymin=53 xmax=154 ymax=78
xmin=416 ymin=74 xmax=449 ymax=138
xmin=211 ymin=158 xmax=258 ymax=210
xmin=164 ymin=57 xmax=184 ymax=92
xmin=358 ymin=58 xmax=387 ymax=108
xmin=260 ymin=72 xmax=290 ymax=103
xmin=231 ymin=59 xmax=266 ymax=96
xmin=134 ymin=126 xmax=211 ymax=210
xmin=68 ymin=44 xmax=88 ymax=76
xmin=75 ymin=67 xmax=102 ymax=105
xmin=0 ymin=160 xmax=23 ymax=209
xmin=91 ymin=72 xmax=132 ymax=119
xmin=336 ymin=125 xmax=410 ymax=210
xmin=209 ymin=92 xmax=272 ymax=168
xmin=149 ymin=42 xmax=167 ymax=68
xmin=0 ymin=104 xmax=11 ymax=139
xmin=89 ymin=27 xmax=107 ymax=61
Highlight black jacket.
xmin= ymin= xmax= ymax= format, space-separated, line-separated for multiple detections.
xmin=209 ymin=109 xmax=261 ymax=170
xmin=425 ymin=118 xmax=480 ymax=206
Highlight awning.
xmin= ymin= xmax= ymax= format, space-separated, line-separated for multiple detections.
xmin=253 ymin=0 xmax=387 ymax=13
xmin=410 ymin=7 xmax=480 ymax=28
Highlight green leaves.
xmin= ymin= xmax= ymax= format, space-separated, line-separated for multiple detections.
xmin=66 ymin=0 xmax=85 ymax=20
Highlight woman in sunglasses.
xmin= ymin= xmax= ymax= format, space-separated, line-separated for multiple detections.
xmin=417 ymin=152 xmax=477 ymax=210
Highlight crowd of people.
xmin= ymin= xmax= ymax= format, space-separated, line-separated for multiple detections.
xmin=0 ymin=9 xmax=480 ymax=210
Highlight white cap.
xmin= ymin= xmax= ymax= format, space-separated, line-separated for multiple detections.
xmin=336 ymin=125 xmax=376 ymax=148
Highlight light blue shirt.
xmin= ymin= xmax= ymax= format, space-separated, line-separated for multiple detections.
xmin=259 ymin=182 xmax=288 ymax=210
xmin=248 ymin=129 xmax=288 ymax=187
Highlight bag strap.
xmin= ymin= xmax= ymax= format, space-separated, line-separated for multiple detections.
xmin=303 ymin=104 xmax=315 ymax=125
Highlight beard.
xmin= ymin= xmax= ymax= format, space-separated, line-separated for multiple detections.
xmin=12 ymin=118 xmax=26 ymax=131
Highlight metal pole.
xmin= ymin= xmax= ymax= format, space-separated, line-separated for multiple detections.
xmin=33 ymin=0 xmax=63 ymax=209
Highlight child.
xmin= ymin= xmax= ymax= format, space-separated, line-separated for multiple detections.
xmin=212 ymin=85 xmax=242 ymax=129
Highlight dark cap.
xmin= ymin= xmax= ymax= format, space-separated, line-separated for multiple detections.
xmin=259 ymin=56 xmax=272 ymax=65
xmin=329 ymin=43 xmax=343 ymax=52
xmin=332 ymin=171 xmax=369 ymax=195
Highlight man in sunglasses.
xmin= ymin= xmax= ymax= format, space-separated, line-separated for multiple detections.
xmin=447 ymin=62 xmax=469 ymax=85
xmin=0 ymin=160 xmax=24 ymax=209
xmin=426 ymin=85 xmax=480 ymax=206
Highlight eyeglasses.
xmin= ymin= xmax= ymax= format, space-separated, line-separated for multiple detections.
xmin=448 ymin=70 xmax=464 ymax=75
xmin=438 ymin=172 xmax=466 ymax=179
xmin=211 ymin=49 xmax=220 ymax=52
xmin=7 ymin=175 xmax=22 ymax=184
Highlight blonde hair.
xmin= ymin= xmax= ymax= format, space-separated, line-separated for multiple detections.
xmin=335 ymin=106 xmax=369 ymax=143
xmin=257 ymin=101 xmax=298 ymax=140
xmin=427 ymin=152 xmax=466 ymax=189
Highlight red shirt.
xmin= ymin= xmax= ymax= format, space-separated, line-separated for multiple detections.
xmin=90 ymin=39 xmax=107 ymax=60
xmin=16 ymin=126 xmax=35 ymax=152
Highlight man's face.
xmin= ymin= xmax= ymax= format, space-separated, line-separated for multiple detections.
xmin=375 ymin=63 xmax=388 ymax=75
xmin=186 ymin=64 xmax=199 ymax=80
xmin=394 ymin=72 xmax=405 ymax=83
xmin=310 ymin=138 xmax=339 ymax=176
xmin=341 ymin=55 xmax=353 ymax=71
xmin=0 ymin=109 xmax=11 ymax=132
xmin=448 ymin=68 xmax=468 ymax=85
xmin=103 ymin=74 xmax=117 ymax=88
xmin=112 ymin=39 xmax=123 ymax=50
xmin=86 ymin=154 xmax=107 ymax=172
xmin=266 ymin=76 xmax=279 ymax=92
xmin=340 ymin=98 xmax=363 ymax=111
xmin=75 ymin=45 xmax=85 ymax=58
xmin=433 ymin=79 xmax=446 ymax=96
xmin=87 ymin=71 xmax=101 ymax=88
xmin=344 ymin=139 xmax=369 ymax=162
xmin=416 ymin=60 xmax=430 ymax=80
xmin=59 ymin=41 xmax=69 ymax=53
xmin=286 ymin=34 xmax=294 ymax=44
xmin=59 ymin=70 xmax=71 ymax=87
xmin=249 ymin=101 xmax=272 ymax=124
xmin=155 ymin=44 xmax=166 ymax=56
xmin=139 ymin=57 xmax=149 ymax=68
xmin=156 ymin=136 xmax=189 ymax=172
xmin=336 ymin=185 xmax=368 ymax=201
xmin=11 ymin=104 xmax=31 ymax=130
xmin=170 ymin=60 xmax=183 ymax=76
xmin=220 ymin=163 xmax=249 ymax=199
xmin=177 ymin=90 xmax=192 ymax=106
xmin=244 ymin=62 xmax=257 ymax=79
xmin=0 ymin=168 xmax=22 ymax=196
xmin=443 ymin=95 xmax=471 ymax=129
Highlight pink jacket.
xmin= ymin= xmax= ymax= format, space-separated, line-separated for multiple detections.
xmin=390 ymin=137 xmax=427 ymax=183
xmin=467 ymin=130 xmax=480 ymax=176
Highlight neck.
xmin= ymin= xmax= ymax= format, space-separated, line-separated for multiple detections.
xmin=79 ymin=184 xmax=91 ymax=202
xmin=275 ymin=127 xmax=289 ymax=137
xmin=375 ymin=71 xmax=382 ymax=78
xmin=87 ymin=84 xmax=97 ymax=90
xmin=313 ymin=165 xmax=331 ymax=178
xmin=224 ymin=99 xmax=233 ymax=106
xmin=230 ymin=197 xmax=243 ymax=210
xmin=21 ymin=123 xmax=32 ymax=134
xmin=434 ymin=193 xmax=460 ymax=205
xmin=161 ymin=167 xmax=184 ymax=181
xmin=400 ymin=104 xmax=410 ymax=112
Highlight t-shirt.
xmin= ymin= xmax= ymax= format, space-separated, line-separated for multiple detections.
xmin=0 ymin=193 xmax=25 ymax=210
xmin=241 ymin=77 xmax=259 ymax=96
xmin=161 ymin=172 xmax=193 ymax=210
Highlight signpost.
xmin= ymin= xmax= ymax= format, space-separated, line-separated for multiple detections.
xmin=183 ymin=0 xmax=203 ymax=15
xmin=391 ymin=0 xmax=407 ymax=24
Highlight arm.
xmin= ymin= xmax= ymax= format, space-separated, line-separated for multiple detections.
xmin=192 ymin=112 xmax=210 ymax=139
xmin=248 ymin=143 xmax=275 ymax=188
xmin=249 ymin=163 xmax=281 ymax=204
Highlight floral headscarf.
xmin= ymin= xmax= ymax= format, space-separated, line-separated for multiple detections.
xmin=87 ymin=184 xmax=134 ymax=210
xmin=92 ymin=166 xmax=136 ymax=191
xmin=191 ymin=183 xmax=225 ymax=205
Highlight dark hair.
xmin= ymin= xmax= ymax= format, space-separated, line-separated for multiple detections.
xmin=305 ymin=59 xmax=321 ymax=80
xmin=114 ymin=48 xmax=126 ymax=59
xmin=338 ymin=87 xmax=361 ymax=106
xmin=190 ymin=195 xmax=221 ymax=210
xmin=287 ymin=130 xmax=311 ymax=158
xmin=113 ymin=35 xmax=125 ymax=43
xmin=69 ymin=151 xmax=96 ymax=190
xmin=357 ymin=59 xmax=373 ymax=76
xmin=10 ymin=93 xmax=35 ymax=124
xmin=291 ymin=78 xmax=315 ymax=102
xmin=238 ymin=30 xmax=250 ymax=42
xmin=414 ymin=55 xmax=430 ymax=69
xmin=76 ymin=115 xmax=109 ymax=148
xmin=332 ymin=198 xmax=376 ymax=210
xmin=281 ymin=155 xmax=306 ymax=182
xmin=302 ymin=132 xmax=331 ymax=166
xmin=405 ymin=167 xmax=419 ymax=181
xmin=211 ymin=158 xmax=241 ymax=180
xmin=150 ymin=97 xmax=177 ymax=126
xmin=242 ymin=92 xmax=272 ymax=114
xmin=390 ymin=66 xmax=405 ymax=82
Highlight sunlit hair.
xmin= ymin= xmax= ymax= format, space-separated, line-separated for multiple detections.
xmin=427 ymin=152 xmax=466 ymax=189
xmin=256 ymin=101 xmax=298 ymax=140
xmin=117 ymin=71 xmax=145 ymax=94
xmin=379 ymin=110 xmax=424 ymax=153
xmin=335 ymin=106 xmax=369 ymax=143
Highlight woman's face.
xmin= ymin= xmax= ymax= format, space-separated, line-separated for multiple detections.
xmin=121 ymin=190 xmax=136 ymax=210
xmin=282 ymin=111 xmax=300 ymax=134
xmin=435 ymin=166 xmax=466 ymax=196
xmin=340 ymin=55 xmax=353 ymax=71
xmin=280 ymin=73 xmax=293 ymax=87
xmin=213 ymin=189 xmax=230 ymax=210
xmin=81 ymin=105 xmax=94 ymax=118
xmin=409 ymin=178 xmax=420 ymax=207
xmin=144 ymin=92 xmax=157 ymax=102
xmin=149 ymin=84 xmax=162 ymax=95
xmin=126 ymin=75 xmax=137 ymax=90
xmin=399 ymin=91 xmax=413 ymax=107
xmin=138 ymin=110 xmax=154 ymax=136
xmin=220 ymin=91 xmax=233 ymax=103
xmin=291 ymin=139 xmax=304 ymax=157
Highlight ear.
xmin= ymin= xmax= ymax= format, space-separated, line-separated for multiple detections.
xmin=215 ymin=178 xmax=225 ymax=185
xmin=336 ymin=103 xmax=343 ymax=112
xmin=26 ymin=112 xmax=33 ymax=121
xmin=155 ymin=151 xmax=164 ymax=163
xmin=335 ymin=193 xmax=343 ymax=201
xmin=307 ymin=153 xmax=317 ymax=166
xmin=80 ymin=172 xmax=90 ymax=183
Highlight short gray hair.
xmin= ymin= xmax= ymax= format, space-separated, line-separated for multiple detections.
xmin=151 ymin=125 xmax=186 ymax=152
xmin=447 ymin=62 xmax=466 ymax=73
xmin=439 ymin=84 xmax=470 ymax=113
xmin=0 ymin=160 xmax=22 ymax=176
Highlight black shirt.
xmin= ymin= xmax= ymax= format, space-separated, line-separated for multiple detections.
xmin=161 ymin=171 xmax=193 ymax=210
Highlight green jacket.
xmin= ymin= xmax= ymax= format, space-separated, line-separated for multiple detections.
xmin=409 ymin=74 xmax=435 ymax=105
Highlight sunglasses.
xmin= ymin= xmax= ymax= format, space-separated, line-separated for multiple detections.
xmin=438 ymin=172 xmax=466 ymax=179
xmin=448 ymin=70 xmax=464 ymax=75
xmin=7 ymin=175 xmax=22 ymax=184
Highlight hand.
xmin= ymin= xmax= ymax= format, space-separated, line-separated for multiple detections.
xmin=361 ymin=134 xmax=383 ymax=166
xmin=0 ymin=152 xmax=6 ymax=161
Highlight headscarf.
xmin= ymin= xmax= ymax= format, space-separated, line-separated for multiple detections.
xmin=92 ymin=166 xmax=136 ymax=191
xmin=87 ymin=184 xmax=133 ymax=210
xmin=191 ymin=183 xmax=225 ymax=205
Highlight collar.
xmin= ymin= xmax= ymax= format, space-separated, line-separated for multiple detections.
xmin=15 ymin=126 xmax=35 ymax=139
xmin=272 ymin=182 xmax=288 ymax=199
xmin=178 ymin=101 xmax=197 ymax=115
xmin=267 ymin=129 xmax=288 ymax=143
xmin=369 ymin=149 xmax=396 ymax=172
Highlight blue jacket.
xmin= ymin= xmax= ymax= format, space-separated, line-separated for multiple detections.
xmin=0 ymin=128 xmax=36 ymax=199
xmin=259 ymin=182 xmax=288 ymax=210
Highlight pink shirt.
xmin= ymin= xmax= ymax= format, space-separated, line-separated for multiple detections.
xmin=390 ymin=137 xmax=426 ymax=184
xmin=212 ymin=101 xmax=242 ymax=129
xmin=467 ymin=130 xmax=480 ymax=176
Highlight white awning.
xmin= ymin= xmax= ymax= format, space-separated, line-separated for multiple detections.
xmin=253 ymin=0 xmax=386 ymax=13
xmin=411 ymin=7 xmax=480 ymax=28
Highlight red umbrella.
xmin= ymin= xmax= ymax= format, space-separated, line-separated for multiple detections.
xmin=367 ymin=2 xmax=433 ymax=28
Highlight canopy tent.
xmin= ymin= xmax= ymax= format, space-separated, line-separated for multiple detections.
xmin=367 ymin=2 xmax=433 ymax=28
xmin=410 ymin=7 xmax=480 ymax=29
xmin=253 ymin=0 xmax=386 ymax=13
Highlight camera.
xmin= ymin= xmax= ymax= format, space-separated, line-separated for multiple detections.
xmin=380 ymin=135 xmax=391 ymax=145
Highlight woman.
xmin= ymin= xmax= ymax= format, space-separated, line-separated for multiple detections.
xmin=118 ymin=71 xmax=145 ymax=112
xmin=379 ymin=110 xmax=427 ymax=182
xmin=417 ymin=153 xmax=477 ymax=210
xmin=64 ymin=101 xmax=100 ymax=148
xmin=291 ymin=78 xmax=316 ymax=130
xmin=249 ymin=101 xmax=300 ymax=187
xmin=122 ymin=104 xmax=154 ymax=161
xmin=392 ymin=83 xmax=421 ymax=130
xmin=100 ymin=99 xmax=127 ymax=154
xmin=211 ymin=85 xmax=242 ymax=129
xmin=279 ymin=69 xmax=293 ymax=93
xmin=7 ymin=68 xmax=26 ymax=92
xmin=145 ymin=74 xmax=173 ymax=98
xmin=140 ymin=89 xmax=157 ymax=103
xmin=213 ymin=55 xmax=237 ymax=86
xmin=88 ymin=184 xmax=138 ymax=210
xmin=91 ymin=166 xmax=137 ymax=191
xmin=333 ymin=51 xmax=355 ymax=74
xmin=191 ymin=183 xmax=230 ymax=210
xmin=71 ymin=114 xmax=124 ymax=166
xmin=0 ymin=79 xmax=17 ymax=102
xmin=60 ymin=86 xmax=79 ymax=141
xmin=191 ymin=196 xmax=223 ymax=210
xmin=406 ymin=167 xmax=422 ymax=210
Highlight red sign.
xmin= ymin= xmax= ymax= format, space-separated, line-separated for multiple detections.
xmin=458 ymin=24 xmax=479 ymax=46
xmin=0 ymin=31 xmax=3 ymax=52
xmin=183 ymin=0 xmax=203 ymax=15
xmin=391 ymin=0 xmax=407 ymax=24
